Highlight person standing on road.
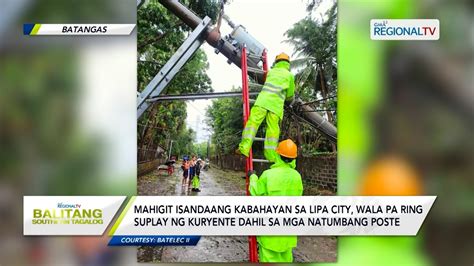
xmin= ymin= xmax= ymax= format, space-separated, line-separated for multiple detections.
xmin=238 ymin=53 xmax=295 ymax=162
xmin=165 ymin=156 xmax=176 ymax=176
xmin=181 ymin=156 xmax=190 ymax=187
xmin=188 ymin=155 xmax=197 ymax=188
xmin=247 ymin=139 xmax=303 ymax=263
xmin=192 ymin=158 xmax=203 ymax=192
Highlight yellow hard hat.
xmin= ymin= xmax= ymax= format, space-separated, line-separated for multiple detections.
xmin=275 ymin=52 xmax=290 ymax=63
xmin=276 ymin=139 xmax=297 ymax=159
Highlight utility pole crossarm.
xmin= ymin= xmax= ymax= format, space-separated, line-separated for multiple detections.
xmin=137 ymin=17 xmax=212 ymax=119
xmin=147 ymin=91 xmax=259 ymax=102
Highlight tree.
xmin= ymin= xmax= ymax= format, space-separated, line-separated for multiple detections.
xmin=137 ymin=0 xmax=219 ymax=162
xmin=173 ymin=128 xmax=197 ymax=157
xmin=205 ymin=87 xmax=244 ymax=156
xmin=193 ymin=141 xmax=210 ymax=158
xmin=285 ymin=2 xmax=337 ymax=152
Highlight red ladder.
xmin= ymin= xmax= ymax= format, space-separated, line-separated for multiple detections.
xmin=240 ymin=46 xmax=268 ymax=263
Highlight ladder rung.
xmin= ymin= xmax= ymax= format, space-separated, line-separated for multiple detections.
xmin=252 ymin=159 xmax=270 ymax=163
xmin=247 ymin=67 xmax=264 ymax=74
xmin=254 ymin=137 xmax=265 ymax=141
xmin=248 ymin=82 xmax=263 ymax=88
xmin=247 ymin=54 xmax=262 ymax=60
xmin=249 ymin=99 xmax=256 ymax=103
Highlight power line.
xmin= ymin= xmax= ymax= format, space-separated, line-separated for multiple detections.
xmin=296 ymin=96 xmax=337 ymax=106
xmin=188 ymin=101 xmax=206 ymax=116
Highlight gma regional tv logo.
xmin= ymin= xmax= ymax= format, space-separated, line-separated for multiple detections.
xmin=32 ymin=202 xmax=103 ymax=225
xmin=371 ymin=19 xmax=439 ymax=40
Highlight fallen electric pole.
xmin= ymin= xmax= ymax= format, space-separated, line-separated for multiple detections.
xmin=156 ymin=0 xmax=337 ymax=144
xmin=291 ymin=98 xmax=337 ymax=143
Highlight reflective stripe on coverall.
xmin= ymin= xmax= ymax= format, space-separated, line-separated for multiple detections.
xmin=239 ymin=60 xmax=295 ymax=162
xmin=239 ymin=106 xmax=280 ymax=162
xmin=249 ymin=155 xmax=303 ymax=263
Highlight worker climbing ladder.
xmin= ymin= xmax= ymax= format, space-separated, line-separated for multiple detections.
xmin=240 ymin=45 xmax=269 ymax=263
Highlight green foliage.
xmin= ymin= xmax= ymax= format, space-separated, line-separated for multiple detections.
xmin=285 ymin=3 xmax=337 ymax=102
xmin=205 ymin=87 xmax=244 ymax=155
xmin=193 ymin=141 xmax=210 ymax=158
xmin=283 ymin=2 xmax=338 ymax=152
xmin=137 ymin=0 xmax=218 ymax=159
xmin=173 ymin=128 xmax=197 ymax=157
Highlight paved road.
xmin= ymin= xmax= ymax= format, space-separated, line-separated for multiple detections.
xmin=137 ymin=164 xmax=336 ymax=263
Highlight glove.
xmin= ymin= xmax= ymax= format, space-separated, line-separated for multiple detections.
xmin=285 ymin=97 xmax=295 ymax=108
xmin=288 ymin=97 xmax=295 ymax=108
xmin=247 ymin=170 xmax=256 ymax=177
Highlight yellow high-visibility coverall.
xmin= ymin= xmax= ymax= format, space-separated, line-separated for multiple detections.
xmin=249 ymin=155 xmax=303 ymax=262
xmin=239 ymin=60 xmax=295 ymax=162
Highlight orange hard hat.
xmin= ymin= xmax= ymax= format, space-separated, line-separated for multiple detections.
xmin=360 ymin=156 xmax=423 ymax=196
xmin=275 ymin=52 xmax=290 ymax=63
xmin=276 ymin=139 xmax=297 ymax=159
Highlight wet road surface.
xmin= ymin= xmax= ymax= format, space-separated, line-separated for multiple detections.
xmin=137 ymin=164 xmax=336 ymax=263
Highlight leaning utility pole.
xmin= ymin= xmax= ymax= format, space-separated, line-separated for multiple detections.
xmin=139 ymin=0 xmax=337 ymax=144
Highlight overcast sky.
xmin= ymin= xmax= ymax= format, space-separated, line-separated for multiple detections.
xmin=186 ymin=0 xmax=332 ymax=143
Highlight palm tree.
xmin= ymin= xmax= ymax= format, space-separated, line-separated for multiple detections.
xmin=285 ymin=3 xmax=337 ymax=150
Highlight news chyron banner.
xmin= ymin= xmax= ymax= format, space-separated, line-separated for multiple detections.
xmin=24 ymin=196 xmax=436 ymax=246
xmin=23 ymin=24 xmax=136 ymax=35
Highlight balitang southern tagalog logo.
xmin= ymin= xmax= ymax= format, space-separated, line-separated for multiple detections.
xmin=32 ymin=202 xmax=104 ymax=225
xmin=371 ymin=19 xmax=439 ymax=40
xmin=24 ymin=196 xmax=125 ymax=235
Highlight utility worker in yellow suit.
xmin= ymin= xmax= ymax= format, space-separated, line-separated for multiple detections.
xmin=247 ymin=139 xmax=303 ymax=263
xmin=238 ymin=53 xmax=295 ymax=162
